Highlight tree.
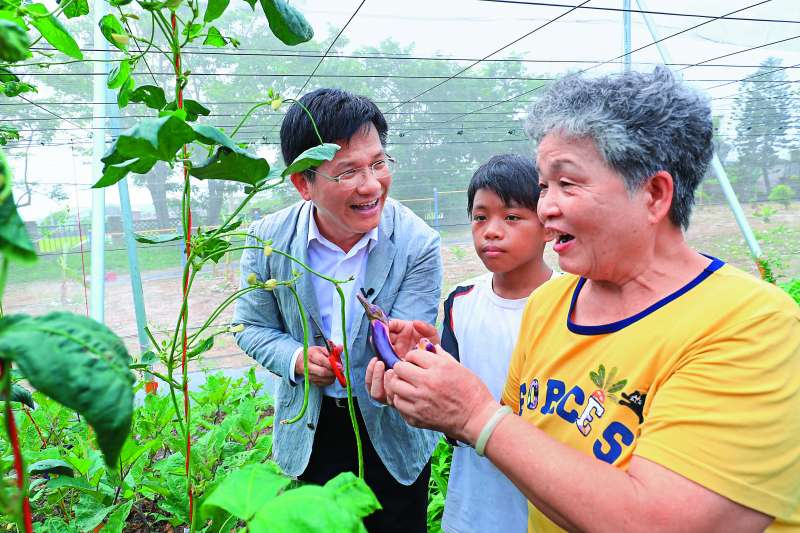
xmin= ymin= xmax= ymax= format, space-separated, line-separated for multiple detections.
xmin=733 ymin=57 xmax=796 ymax=196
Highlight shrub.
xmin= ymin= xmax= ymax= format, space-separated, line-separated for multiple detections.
xmin=768 ymin=184 xmax=795 ymax=208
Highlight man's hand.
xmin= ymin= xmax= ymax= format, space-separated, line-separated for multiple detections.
xmin=385 ymin=344 xmax=495 ymax=444
xmin=388 ymin=319 xmax=439 ymax=359
xmin=365 ymin=357 xmax=391 ymax=405
xmin=294 ymin=346 xmax=335 ymax=387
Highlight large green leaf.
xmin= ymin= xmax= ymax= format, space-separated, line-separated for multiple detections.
xmin=248 ymin=472 xmax=379 ymax=532
xmin=75 ymin=493 xmax=116 ymax=531
xmin=201 ymin=463 xmax=290 ymax=522
xmin=133 ymin=232 xmax=181 ymax=244
xmin=116 ymin=74 xmax=134 ymax=108
xmin=259 ymin=0 xmax=313 ymax=46
xmin=63 ymin=0 xmax=89 ymax=19
xmin=0 ymin=190 xmax=37 ymax=263
xmin=204 ymin=0 xmax=229 ymax=22
xmin=0 ymin=312 xmax=134 ymax=466
xmin=29 ymin=459 xmax=74 ymax=477
xmin=0 ymin=19 xmax=31 ymax=62
xmin=203 ymin=26 xmax=226 ymax=47
xmin=190 ymin=147 xmax=270 ymax=185
xmin=281 ymin=143 xmax=339 ymax=177
xmin=95 ymin=115 xmax=195 ymax=187
xmin=99 ymin=14 xmax=127 ymax=51
xmin=104 ymin=500 xmax=133 ymax=533
xmin=26 ymin=4 xmax=82 ymax=59
xmin=128 ymin=84 xmax=167 ymax=110
xmin=1 ymin=382 xmax=34 ymax=408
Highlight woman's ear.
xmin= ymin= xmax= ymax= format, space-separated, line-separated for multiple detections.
xmin=290 ymin=172 xmax=312 ymax=201
xmin=644 ymin=171 xmax=674 ymax=224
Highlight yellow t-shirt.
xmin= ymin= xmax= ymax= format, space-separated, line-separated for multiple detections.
xmin=501 ymin=258 xmax=800 ymax=532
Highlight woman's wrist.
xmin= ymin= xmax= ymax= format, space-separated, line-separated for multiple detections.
xmin=463 ymin=399 xmax=502 ymax=445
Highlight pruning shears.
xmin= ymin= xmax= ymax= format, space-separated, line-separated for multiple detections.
xmin=306 ymin=312 xmax=347 ymax=387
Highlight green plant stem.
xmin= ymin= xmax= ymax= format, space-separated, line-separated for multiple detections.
xmin=0 ymin=257 xmax=8 ymax=303
xmin=335 ymin=284 xmax=364 ymax=478
xmin=284 ymin=99 xmax=325 ymax=146
xmin=207 ymin=187 xmax=259 ymax=241
xmin=281 ymin=286 xmax=310 ymax=425
xmin=272 ymin=249 xmax=351 ymax=285
xmin=230 ymin=101 xmax=273 ymax=138
xmin=186 ymin=286 xmax=260 ymax=345
xmin=148 ymin=370 xmax=181 ymax=389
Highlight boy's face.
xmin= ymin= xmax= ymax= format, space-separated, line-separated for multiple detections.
xmin=471 ymin=188 xmax=551 ymax=274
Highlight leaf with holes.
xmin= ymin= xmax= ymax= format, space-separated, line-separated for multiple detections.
xmin=129 ymin=84 xmax=167 ymax=110
xmin=99 ymin=14 xmax=127 ymax=51
xmin=0 ymin=312 xmax=134 ymax=466
xmin=259 ymin=0 xmax=313 ymax=45
xmin=26 ymin=3 xmax=82 ymax=59
xmin=0 ymin=19 xmax=31 ymax=62
xmin=282 ymin=143 xmax=339 ymax=177
xmin=0 ymin=191 xmax=37 ymax=263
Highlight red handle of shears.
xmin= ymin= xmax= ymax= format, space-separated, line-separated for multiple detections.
xmin=326 ymin=341 xmax=347 ymax=387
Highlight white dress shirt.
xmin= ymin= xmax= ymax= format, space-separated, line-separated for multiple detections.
xmin=287 ymin=206 xmax=378 ymax=397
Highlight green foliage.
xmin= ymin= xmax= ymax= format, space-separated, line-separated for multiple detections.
xmin=128 ymin=84 xmax=167 ymax=110
xmin=24 ymin=3 xmax=83 ymax=59
xmin=282 ymin=143 xmax=340 ymax=176
xmin=0 ymin=192 xmax=37 ymax=263
xmin=98 ymin=14 xmax=128 ymax=52
xmin=0 ymin=19 xmax=31 ymax=62
xmin=0 ymin=312 xmax=134 ymax=466
xmin=2 ymin=383 xmax=34 ymax=409
xmin=62 ymin=0 xmax=89 ymax=19
xmin=768 ymin=184 xmax=795 ymax=208
xmin=204 ymin=0 xmax=230 ymax=23
xmin=753 ymin=204 xmax=778 ymax=223
xmin=259 ymin=0 xmax=314 ymax=46
xmin=427 ymin=438 xmax=452 ymax=532
xmin=106 ymin=60 xmax=130 ymax=89
xmin=781 ymin=279 xmax=800 ymax=305
xmin=0 ymin=125 xmax=19 ymax=146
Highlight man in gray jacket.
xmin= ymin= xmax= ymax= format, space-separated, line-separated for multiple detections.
xmin=233 ymin=88 xmax=441 ymax=532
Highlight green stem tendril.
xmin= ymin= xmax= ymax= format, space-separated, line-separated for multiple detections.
xmin=281 ymin=285 xmax=310 ymax=425
xmin=335 ymin=284 xmax=364 ymax=478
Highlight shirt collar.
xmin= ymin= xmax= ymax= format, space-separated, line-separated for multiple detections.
xmin=307 ymin=204 xmax=379 ymax=254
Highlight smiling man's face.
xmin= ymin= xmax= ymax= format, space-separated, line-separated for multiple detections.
xmin=290 ymin=123 xmax=391 ymax=253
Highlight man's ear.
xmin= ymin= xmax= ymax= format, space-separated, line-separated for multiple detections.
xmin=644 ymin=171 xmax=674 ymax=224
xmin=290 ymin=172 xmax=312 ymax=201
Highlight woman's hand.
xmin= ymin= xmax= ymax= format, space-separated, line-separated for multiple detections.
xmin=388 ymin=319 xmax=440 ymax=359
xmin=384 ymin=344 xmax=497 ymax=444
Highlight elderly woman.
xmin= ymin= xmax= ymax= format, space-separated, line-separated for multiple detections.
xmin=367 ymin=67 xmax=800 ymax=532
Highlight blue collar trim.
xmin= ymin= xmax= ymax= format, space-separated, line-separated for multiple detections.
xmin=566 ymin=256 xmax=725 ymax=335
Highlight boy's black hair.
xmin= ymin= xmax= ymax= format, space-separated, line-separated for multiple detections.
xmin=466 ymin=154 xmax=540 ymax=214
xmin=280 ymin=88 xmax=388 ymax=180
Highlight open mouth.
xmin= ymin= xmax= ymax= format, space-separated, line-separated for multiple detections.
xmin=556 ymin=233 xmax=574 ymax=244
xmin=351 ymin=198 xmax=379 ymax=211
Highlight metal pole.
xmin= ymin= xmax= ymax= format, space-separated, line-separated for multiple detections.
xmin=433 ymin=187 xmax=440 ymax=233
xmin=635 ymin=0 xmax=763 ymax=261
xmin=89 ymin=0 xmax=108 ymax=321
xmin=112 ymin=110 xmax=150 ymax=353
xmin=623 ymin=0 xmax=631 ymax=72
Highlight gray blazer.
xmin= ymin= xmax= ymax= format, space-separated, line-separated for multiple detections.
xmin=233 ymin=198 xmax=442 ymax=484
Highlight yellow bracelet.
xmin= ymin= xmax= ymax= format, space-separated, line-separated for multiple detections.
xmin=475 ymin=405 xmax=512 ymax=457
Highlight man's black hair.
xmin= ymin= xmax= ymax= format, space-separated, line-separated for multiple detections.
xmin=466 ymin=154 xmax=540 ymax=214
xmin=280 ymin=88 xmax=388 ymax=179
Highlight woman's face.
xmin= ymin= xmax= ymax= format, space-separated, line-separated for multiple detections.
xmin=536 ymin=133 xmax=651 ymax=282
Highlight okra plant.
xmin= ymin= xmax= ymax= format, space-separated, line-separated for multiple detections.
xmin=0 ymin=0 xmax=376 ymax=530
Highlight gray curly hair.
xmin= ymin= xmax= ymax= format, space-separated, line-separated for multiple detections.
xmin=525 ymin=66 xmax=713 ymax=229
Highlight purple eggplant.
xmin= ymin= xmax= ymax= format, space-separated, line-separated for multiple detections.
xmin=357 ymin=293 xmax=436 ymax=369
xmin=357 ymin=292 xmax=401 ymax=368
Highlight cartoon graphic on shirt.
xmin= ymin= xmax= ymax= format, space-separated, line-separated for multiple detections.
xmin=619 ymin=390 xmax=647 ymax=424
xmin=588 ymin=364 xmax=627 ymax=404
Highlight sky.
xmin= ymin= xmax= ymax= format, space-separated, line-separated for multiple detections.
xmin=8 ymin=0 xmax=800 ymax=221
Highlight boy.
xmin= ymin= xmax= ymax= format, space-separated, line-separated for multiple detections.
xmin=438 ymin=153 xmax=554 ymax=533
